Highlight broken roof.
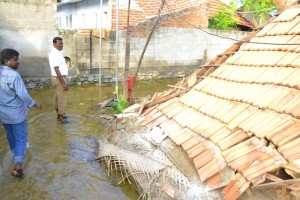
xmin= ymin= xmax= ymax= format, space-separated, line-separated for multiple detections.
xmin=139 ymin=5 xmax=300 ymax=200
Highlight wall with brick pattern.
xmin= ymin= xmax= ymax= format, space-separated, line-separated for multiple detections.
xmin=111 ymin=0 xmax=207 ymax=31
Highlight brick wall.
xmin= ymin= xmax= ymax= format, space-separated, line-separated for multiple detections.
xmin=110 ymin=0 xmax=246 ymax=39
xmin=127 ymin=4 xmax=209 ymax=38
xmin=111 ymin=0 xmax=207 ymax=30
xmin=110 ymin=0 xmax=253 ymax=37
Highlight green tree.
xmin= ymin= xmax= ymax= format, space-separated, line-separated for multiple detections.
xmin=241 ymin=0 xmax=277 ymax=12
xmin=209 ymin=6 xmax=237 ymax=30
xmin=209 ymin=0 xmax=277 ymax=30
xmin=239 ymin=0 xmax=277 ymax=26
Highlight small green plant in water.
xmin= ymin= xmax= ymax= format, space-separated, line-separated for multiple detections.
xmin=110 ymin=94 xmax=129 ymax=114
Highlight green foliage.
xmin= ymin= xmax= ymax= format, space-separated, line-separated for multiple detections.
xmin=240 ymin=0 xmax=277 ymax=25
xmin=209 ymin=6 xmax=237 ymax=30
xmin=241 ymin=0 xmax=277 ymax=12
xmin=209 ymin=0 xmax=277 ymax=30
xmin=110 ymin=94 xmax=129 ymax=114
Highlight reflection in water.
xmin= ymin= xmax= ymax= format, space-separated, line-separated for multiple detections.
xmin=0 ymin=79 xmax=180 ymax=200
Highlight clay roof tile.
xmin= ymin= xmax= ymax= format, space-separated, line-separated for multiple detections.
xmin=140 ymin=5 xmax=300 ymax=198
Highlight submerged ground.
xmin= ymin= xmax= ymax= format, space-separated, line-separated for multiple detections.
xmin=0 ymin=78 xmax=292 ymax=200
xmin=0 ymin=79 xmax=180 ymax=200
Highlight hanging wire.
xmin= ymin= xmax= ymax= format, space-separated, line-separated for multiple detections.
xmin=165 ymin=1 xmax=300 ymax=46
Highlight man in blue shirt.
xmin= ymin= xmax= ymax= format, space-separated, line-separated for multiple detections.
xmin=0 ymin=48 xmax=42 ymax=178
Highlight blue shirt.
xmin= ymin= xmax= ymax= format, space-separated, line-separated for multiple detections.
xmin=0 ymin=65 xmax=35 ymax=124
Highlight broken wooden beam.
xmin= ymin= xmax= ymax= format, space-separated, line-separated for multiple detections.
xmin=138 ymin=99 xmax=147 ymax=116
xmin=144 ymin=89 xmax=188 ymax=108
xmin=217 ymin=52 xmax=236 ymax=57
xmin=252 ymin=178 xmax=300 ymax=190
xmin=265 ymin=173 xmax=282 ymax=182
xmin=167 ymin=85 xmax=186 ymax=90
xmin=202 ymin=64 xmax=220 ymax=69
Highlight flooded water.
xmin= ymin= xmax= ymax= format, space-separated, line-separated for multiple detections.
xmin=0 ymin=78 xmax=180 ymax=200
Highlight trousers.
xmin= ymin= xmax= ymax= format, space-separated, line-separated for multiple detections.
xmin=3 ymin=120 xmax=27 ymax=164
xmin=52 ymin=76 xmax=67 ymax=115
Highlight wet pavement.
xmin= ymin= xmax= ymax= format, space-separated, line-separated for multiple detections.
xmin=0 ymin=78 xmax=180 ymax=200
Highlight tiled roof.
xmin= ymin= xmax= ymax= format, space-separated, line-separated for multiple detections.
xmin=275 ymin=0 xmax=299 ymax=13
xmin=139 ymin=5 xmax=300 ymax=199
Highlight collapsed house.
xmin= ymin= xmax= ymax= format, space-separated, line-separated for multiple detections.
xmin=97 ymin=5 xmax=300 ymax=200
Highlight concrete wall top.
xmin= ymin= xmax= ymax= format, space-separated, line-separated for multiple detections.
xmin=0 ymin=0 xmax=53 ymax=5
xmin=0 ymin=1 xmax=57 ymax=30
xmin=0 ymin=0 xmax=59 ymax=77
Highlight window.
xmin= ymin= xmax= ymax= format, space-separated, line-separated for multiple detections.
xmin=69 ymin=15 xmax=72 ymax=28
xmin=66 ymin=16 xmax=68 ymax=27
xmin=82 ymin=14 xmax=85 ymax=27
xmin=95 ymin=13 xmax=98 ymax=28
xmin=57 ymin=17 xmax=62 ymax=28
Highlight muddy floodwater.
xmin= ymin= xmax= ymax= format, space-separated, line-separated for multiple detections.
xmin=0 ymin=78 xmax=180 ymax=200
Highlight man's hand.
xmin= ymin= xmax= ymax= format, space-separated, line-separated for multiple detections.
xmin=34 ymin=103 xmax=43 ymax=109
xmin=63 ymin=83 xmax=69 ymax=91
xmin=54 ymin=67 xmax=68 ymax=91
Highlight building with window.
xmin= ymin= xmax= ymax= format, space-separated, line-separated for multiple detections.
xmin=56 ymin=0 xmax=254 ymax=32
xmin=57 ymin=0 xmax=110 ymax=29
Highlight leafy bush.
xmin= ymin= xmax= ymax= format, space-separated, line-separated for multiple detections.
xmin=240 ymin=0 xmax=277 ymax=25
xmin=241 ymin=0 xmax=277 ymax=13
xmin=209 ymin=7 xmax=237 ymax=30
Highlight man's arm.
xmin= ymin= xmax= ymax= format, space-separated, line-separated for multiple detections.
xmin=14 ymin=73 xmax=43 ymax=109
xmin=54 ymin=67 xmax=69 ymax=91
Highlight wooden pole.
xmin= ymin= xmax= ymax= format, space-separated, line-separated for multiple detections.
xmin=98 ymin=0 xmax=103 ymax=85
xmin=123 ymin=0 xmax=131 ymax=101
xmin=134 ymin=0 xmax=166 ymax=80
xmin=115 ymin=0 xmax=119 ymax=101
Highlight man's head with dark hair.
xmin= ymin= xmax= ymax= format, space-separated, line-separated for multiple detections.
xmin=53 ymin=37 xmax=63 ymax=44
xmin=53 ymin=37 xmax=63 ymax=51
xmin=0 ymin=48 xmax=19 ymax=65
xmin=0 ymin=48 xmax=19 ymax=69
